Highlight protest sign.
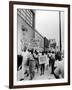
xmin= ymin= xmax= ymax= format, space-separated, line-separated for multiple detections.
xmin=39 ymin=55 xmax=47 ymax=64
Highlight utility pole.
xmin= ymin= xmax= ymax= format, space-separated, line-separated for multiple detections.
xmin=59 ymin=11 xmax=62 ymax=51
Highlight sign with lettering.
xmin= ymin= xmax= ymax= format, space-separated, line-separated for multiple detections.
xmin=39 ymin=55 xmax=47 ymax=64
xmin=29 ymin=39 xmax=40 ymax=48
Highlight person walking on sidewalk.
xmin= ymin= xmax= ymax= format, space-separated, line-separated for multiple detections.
xmin=40 ymin=51 xmax=45 ymax=75
xmin=33 ymin=50 xmax=39 ymax=73
xmin=28 ymin=49 xmax=35 ymax=80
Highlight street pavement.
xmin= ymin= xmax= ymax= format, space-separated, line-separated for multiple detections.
xmin=17 ymin=65 xmax=56 ymax=81
xmin=33 ymin=66 xmax=55 ymax=80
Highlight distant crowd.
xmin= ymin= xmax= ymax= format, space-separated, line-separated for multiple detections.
xmin=17 ymin=47 xmax=64 ymax=80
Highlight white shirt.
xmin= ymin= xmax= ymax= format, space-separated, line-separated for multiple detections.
xmin=54 ymin=59 xmax=64 ymax=68
xmin=21 ymin=50 xmax=29 ymax=70
xmin=44 ymin=54 xmax=49 ymax=64
xmin=54 ymin=59 xmax=64 ymax=78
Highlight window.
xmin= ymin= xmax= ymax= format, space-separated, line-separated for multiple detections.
xmin=17 ymin=9 xmax=34 ymax=28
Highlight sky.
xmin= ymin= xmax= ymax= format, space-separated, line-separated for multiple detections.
xmin=35 ymin=10 xmax=64 ymax=47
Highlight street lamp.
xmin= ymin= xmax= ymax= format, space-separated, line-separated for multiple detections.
xmin=59 ymin=11 xmax=62 ymax=52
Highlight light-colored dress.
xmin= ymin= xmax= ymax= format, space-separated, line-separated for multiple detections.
xmin=54 ymin=59 xmax=64 ymax=78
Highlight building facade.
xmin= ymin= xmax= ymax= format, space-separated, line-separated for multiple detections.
xmin=35 ymin=30 xmax=44 ymax=51
xmin=17 ymin=9 xmax=35 ymax=54
xmin=44 ymin=37 xmax=49 ymax=51
xmin=17 ymin=9 xmax=44 ymax=54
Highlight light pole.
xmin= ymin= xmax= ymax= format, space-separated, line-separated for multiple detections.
xmin=59 ymin=11 xmax=62 ymax=52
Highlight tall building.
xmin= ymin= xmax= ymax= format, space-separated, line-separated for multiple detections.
xmin=44 ymin=37 xmax=49 ymax=51
xmin=17 ymin=9 xmax=35 ymax=54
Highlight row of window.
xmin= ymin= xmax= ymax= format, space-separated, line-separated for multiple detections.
xmin=17 ymin=9 xmax=34 ymax=27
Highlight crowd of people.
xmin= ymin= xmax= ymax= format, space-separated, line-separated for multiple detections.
xmin=18 ymin=46 xmax=64 ymax=80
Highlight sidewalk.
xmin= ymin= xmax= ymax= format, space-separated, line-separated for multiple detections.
xmin=17 ymin=66 xmax=56 ymax=81
xmin=33 ymin=66 xmax=55 ymax=80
